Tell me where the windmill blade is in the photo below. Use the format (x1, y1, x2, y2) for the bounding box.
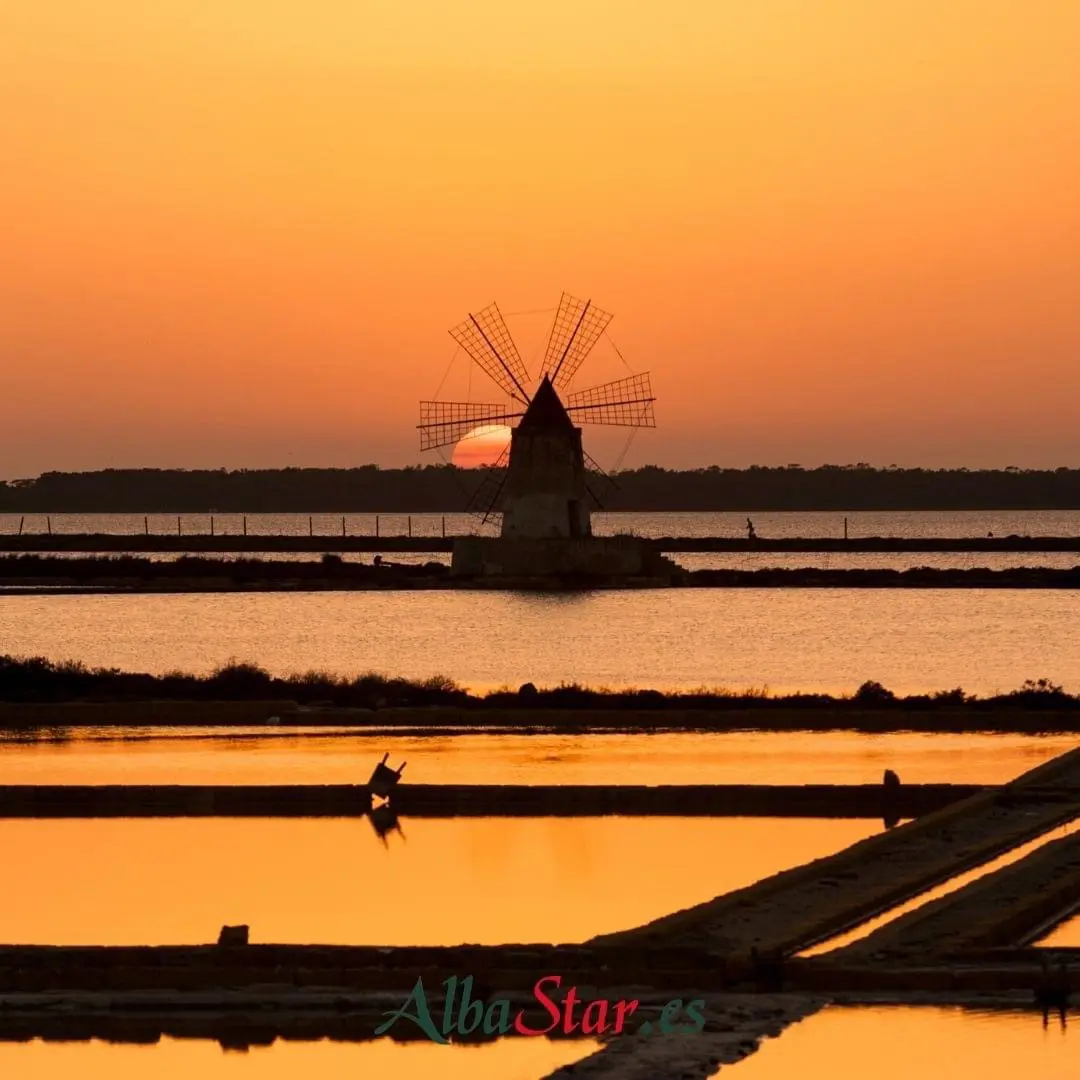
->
(449, 303, 532, 403)
(464, 446, 510, 524)
(583, 450, 620, 510)
(542, 293, 614, 391)
(418, 401, 523, 451)
(565, 372, 656, 427)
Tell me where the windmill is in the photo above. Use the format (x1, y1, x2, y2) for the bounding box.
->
(418, 293, 656, 540)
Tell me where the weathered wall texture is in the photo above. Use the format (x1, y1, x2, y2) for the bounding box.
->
(501, 429, 591, 539)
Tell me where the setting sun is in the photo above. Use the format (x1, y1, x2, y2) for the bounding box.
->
(451, 425, 512, 468)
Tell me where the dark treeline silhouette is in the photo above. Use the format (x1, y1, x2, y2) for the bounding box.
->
(3, 464, 1080, 512)
(1, 657, 1077, 718)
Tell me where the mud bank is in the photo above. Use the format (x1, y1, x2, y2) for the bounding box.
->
(0, 781, 979, 819)
(591, 747, 1080, 956)
(839, 830, 1080, 958)
(7, 553, 1080, 592)
(3, 701, 1080, 735)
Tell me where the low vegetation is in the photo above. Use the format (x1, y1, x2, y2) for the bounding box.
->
(0, 656, 1076, 714)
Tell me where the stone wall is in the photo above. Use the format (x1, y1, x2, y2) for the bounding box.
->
(451, 536, 668, 577)
(501, 429, 591, 539)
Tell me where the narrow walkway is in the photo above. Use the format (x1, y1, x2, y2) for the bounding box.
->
(592, 747, 1080, 956)
(834, 827, 1080, 959)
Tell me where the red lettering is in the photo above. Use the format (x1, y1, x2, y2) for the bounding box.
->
(581, 998, 610, 1035)
(562, 985, 582, 1034)
(514, 975, 563, 1036)
(612, 998, 639, 1034)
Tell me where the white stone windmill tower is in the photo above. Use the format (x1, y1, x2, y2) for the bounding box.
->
(419, 294, 665, 579)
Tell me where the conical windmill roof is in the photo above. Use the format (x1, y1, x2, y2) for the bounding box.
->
(518, 376, 575, 432)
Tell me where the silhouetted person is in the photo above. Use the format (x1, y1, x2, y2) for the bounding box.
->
(746, 518, 757, 540)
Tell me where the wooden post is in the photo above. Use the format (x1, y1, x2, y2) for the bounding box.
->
(18, 516, 24, 536)
(442, 515, 446, 538)
(144, 516, 149, 535)
(309, 515, 313, 537)
(342, 516, 346, 537)
(210, 515, 215, 537)
(178, 515, 182, 536)
(844, 517, 849, 541)
(408, 515, 412, 538)
(375, 515, 380, 538)
(47, 516, 52, 535)
(243, 515, 247, 537)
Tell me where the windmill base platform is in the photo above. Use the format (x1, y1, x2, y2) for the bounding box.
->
(450, 536, 681, 584)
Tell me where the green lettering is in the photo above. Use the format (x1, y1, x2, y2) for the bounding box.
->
(374, 977, 448, 1044)
(483, 999, 512, 1034)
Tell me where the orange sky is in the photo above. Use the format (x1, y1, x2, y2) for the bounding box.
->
(2, 2, 1079, 475)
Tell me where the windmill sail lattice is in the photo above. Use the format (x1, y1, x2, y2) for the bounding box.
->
(566, 373, 656, 428)
(541, 293, 614, 391)
(448, 303, 532, 403)
(417, 401, 523, 452)
(465, 446, 511, 524)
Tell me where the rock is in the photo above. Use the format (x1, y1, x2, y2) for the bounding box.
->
(217, 925, 249, 947)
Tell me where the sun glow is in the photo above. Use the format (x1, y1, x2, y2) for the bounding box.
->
(452, 425, 512, 468)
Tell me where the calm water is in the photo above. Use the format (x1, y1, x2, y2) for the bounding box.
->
(723, 1006, 1077, 1079)
(0, 816, 877, 945)
(2, 589, 1079, 695)
(4, 510, 1080, 539)
(3, 1007, 1073, 1080)
(1037, 910, 1080, 946)
(0, 729, 1073, 787)
(0, 1037, 598, 1080)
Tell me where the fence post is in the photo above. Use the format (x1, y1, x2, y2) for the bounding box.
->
(47, 516, 52, 535)
(408, 515, 412, 538)
(309, 515, 313, 537)
(243, 515, 247, 537)
(210, 515, 215, 537)
(177, 515, 182, 537)
(442, 515, 446, 538)
(843, 517, 848, 541)
(342, 516, 346, 537)
(376, 515, 380, 538)
(18, 516, 24, 536)
(144, 516, 149, 536)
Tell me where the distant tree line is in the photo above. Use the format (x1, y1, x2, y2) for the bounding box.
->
(2, 465, 1080, 512)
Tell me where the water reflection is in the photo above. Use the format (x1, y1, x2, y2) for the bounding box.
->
(722, 1006, 1077, 1079)
(369, 800, 404, 845)
(4, 589, 1080, 696)
(0, 816, 877, 945)
(1, 729, 1073, 787)
(1037, 910, 1080, 946)
(0, 1035, 598, 1080)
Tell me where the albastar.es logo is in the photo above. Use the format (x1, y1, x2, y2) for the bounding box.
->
(374, 974, 706, 1043)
